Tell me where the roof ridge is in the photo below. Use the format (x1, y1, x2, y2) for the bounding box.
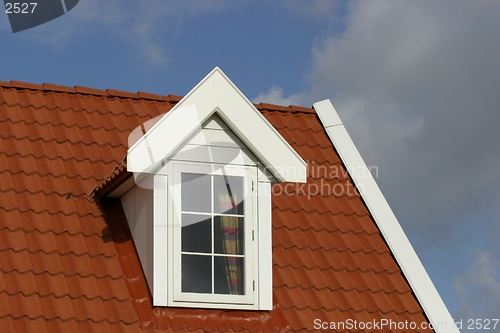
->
(255, 102, 315, 114)
(0, 80, 318, 113)
(0, 99, 161, 121)
(1, 80, 181, 102)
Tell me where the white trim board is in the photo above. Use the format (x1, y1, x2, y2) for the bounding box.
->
(127, 67, 306, 183)
(314, 99, 459, 333)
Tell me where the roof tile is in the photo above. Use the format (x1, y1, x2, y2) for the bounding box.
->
(42, 83, 76, 93)
(74, 85, 108, 96)
(137, 91, 169, 100)
(9, 80, 43, 90)
(258, 102, 291, 112)
(289, 105, 315, 113)
(0, 270, 129, 302)
(0, 227, 116, 258)
(0, 248, 123, 279)
(106, 88, 140, 99)
(168, 94, 183, 102)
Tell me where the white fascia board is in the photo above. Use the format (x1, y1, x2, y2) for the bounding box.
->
(128, 67, 306, 183)
(314, 99, 459, 333)
(107, 176, 136, 198)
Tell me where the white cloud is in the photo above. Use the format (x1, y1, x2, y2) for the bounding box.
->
(454, 251, 500, 324)
(22, 0, 233, 64)
(309, 0, 500, 236)
(253, 86, 310, 107)
(279, 0, 340, 18)
(307, 0, 500, 315)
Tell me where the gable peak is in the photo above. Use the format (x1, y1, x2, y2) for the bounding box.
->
(127, 67, 306, 183)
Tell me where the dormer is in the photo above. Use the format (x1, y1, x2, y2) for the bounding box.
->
(114, 68, 306, 310)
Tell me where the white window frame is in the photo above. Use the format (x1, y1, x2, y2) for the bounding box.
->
(166, 161, 259, 309)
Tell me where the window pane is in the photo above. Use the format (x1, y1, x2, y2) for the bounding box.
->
(182, 254, 211, 293)
(214, 256, 244, 295)
(182, 173, 211, 213)
(182, 214, 211, 253)
(214, 175, 243, 215)
(214, 256, 229, 294)
(214, 216, 244, 255)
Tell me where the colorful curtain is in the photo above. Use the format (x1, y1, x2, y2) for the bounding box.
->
(218, 192, 244, 295)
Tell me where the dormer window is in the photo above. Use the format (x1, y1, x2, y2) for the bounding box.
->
(122, 67, 307, 311)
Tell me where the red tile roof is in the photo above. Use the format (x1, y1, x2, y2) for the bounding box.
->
(0, 80, 433, 332)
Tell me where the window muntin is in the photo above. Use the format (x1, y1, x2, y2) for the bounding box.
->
(171, 162, 256, 305)
(180, 173, 245, 295)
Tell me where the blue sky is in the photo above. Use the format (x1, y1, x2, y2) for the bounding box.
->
(1, 1, 499, 329)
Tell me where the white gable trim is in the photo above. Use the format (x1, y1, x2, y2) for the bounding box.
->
(314, 99, 459, 333)
(128, 67, 306, 183)
(257, 181, 272, 309)
(127, 104, 204, 174)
